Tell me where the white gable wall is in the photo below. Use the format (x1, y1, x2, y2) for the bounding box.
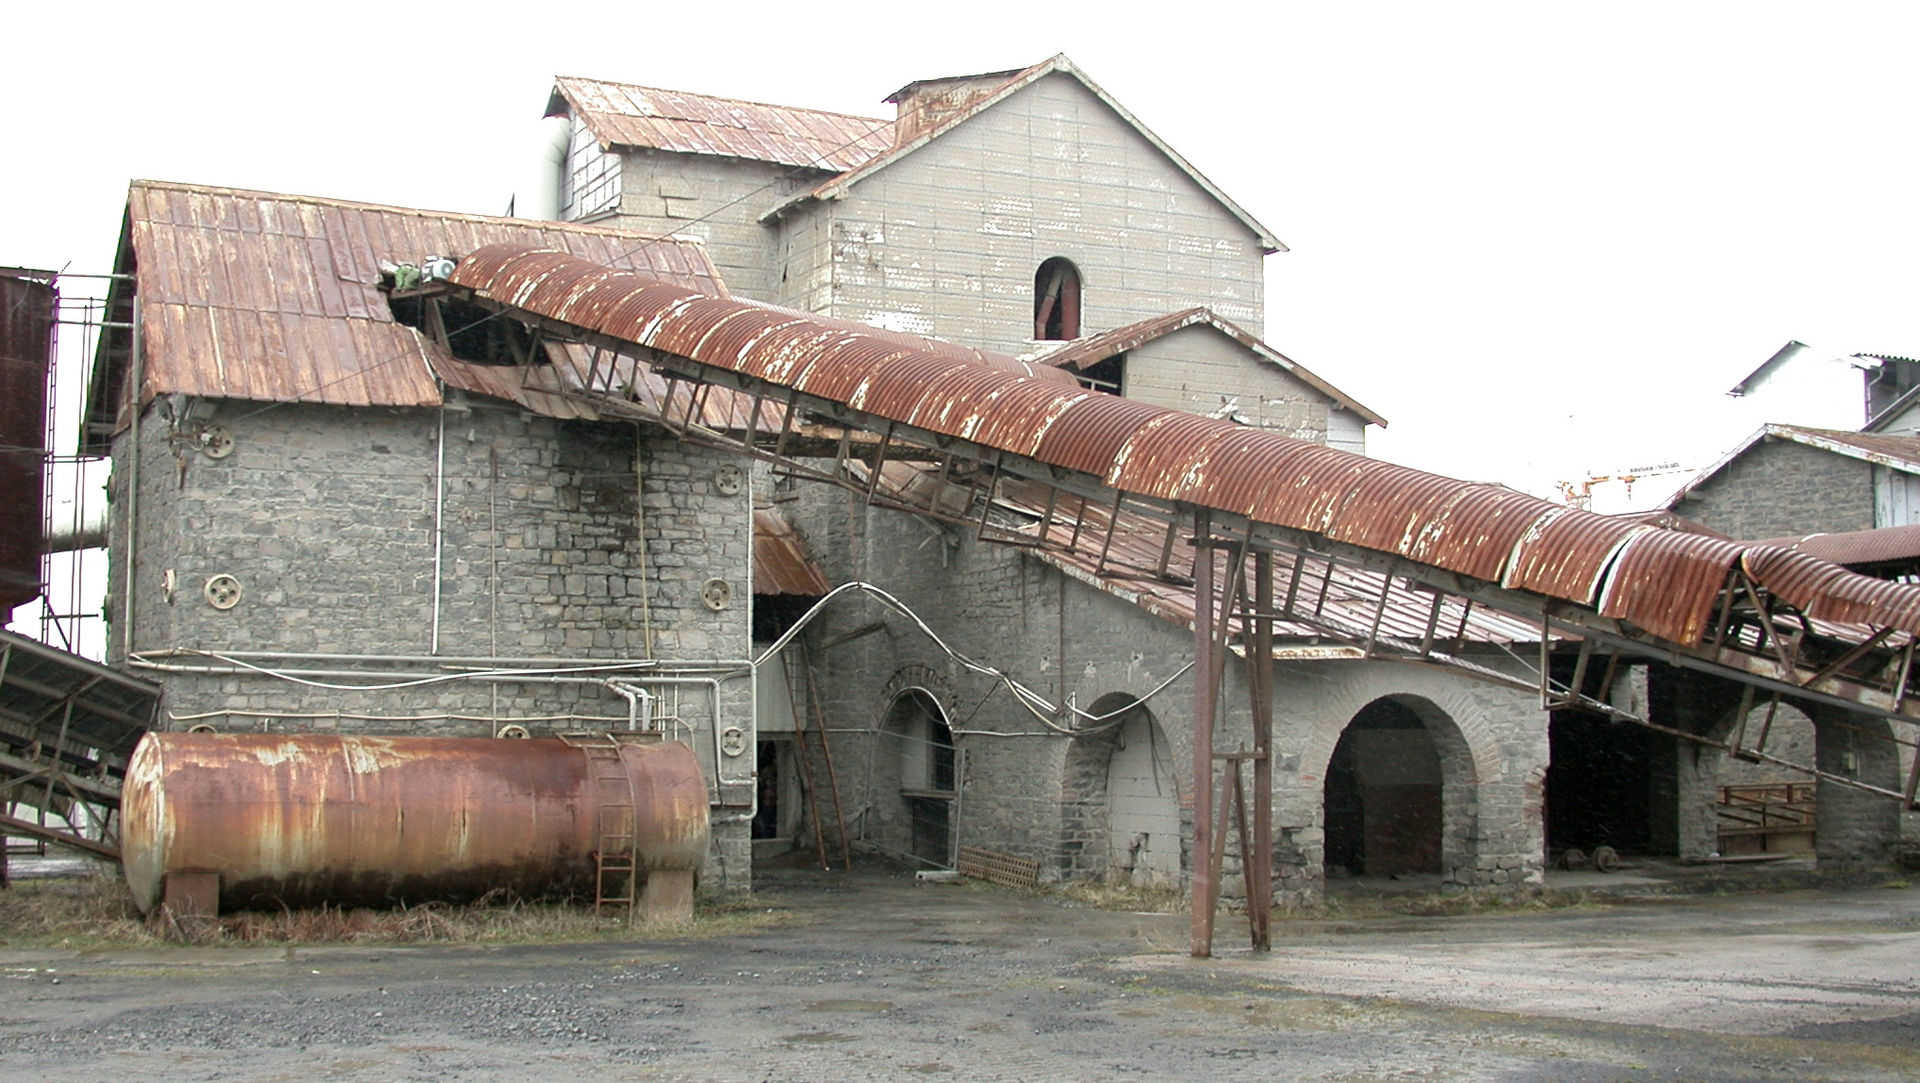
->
(1124, 325, 1335, 444)
(776, 72, 1267, 354)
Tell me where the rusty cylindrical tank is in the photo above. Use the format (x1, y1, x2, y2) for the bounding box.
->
(120, 733, 709, 915)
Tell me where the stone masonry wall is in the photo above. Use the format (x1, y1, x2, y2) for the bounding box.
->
(784, 480, 1549, 904)
(1670, 438, 1873, 540)
(109, 396, 756, 892)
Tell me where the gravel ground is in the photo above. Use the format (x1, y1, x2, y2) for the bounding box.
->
(1, 866, 1917, 1081)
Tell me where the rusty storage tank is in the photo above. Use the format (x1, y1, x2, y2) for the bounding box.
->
(120, 733, 709, 916)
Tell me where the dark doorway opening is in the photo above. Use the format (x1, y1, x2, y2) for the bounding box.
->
(1323, 698, 1443, 877)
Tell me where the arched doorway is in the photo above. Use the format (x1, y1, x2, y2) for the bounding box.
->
(881, 689, 957, 867)
(1324, 698, 1445, 878)
(1100, 696, 1181, 886)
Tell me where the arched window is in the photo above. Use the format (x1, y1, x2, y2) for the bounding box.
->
(1033, 257, 1081, 340)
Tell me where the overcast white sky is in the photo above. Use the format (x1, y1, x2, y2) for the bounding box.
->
(9, 1, 1917, 508)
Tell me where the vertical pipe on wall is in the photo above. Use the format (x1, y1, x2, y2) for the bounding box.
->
(119, 294, 143, 664)
(1189, 507, 1216, 958)
(430, 396, 447, 655)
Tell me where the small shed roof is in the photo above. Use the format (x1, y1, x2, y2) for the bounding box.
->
(1032, 307, 1387, 429)
(551, 76, 895, 172)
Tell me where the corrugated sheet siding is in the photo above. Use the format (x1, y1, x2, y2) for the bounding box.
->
(778, 72, 1266, 354)
(1124, 325, 1329, 441)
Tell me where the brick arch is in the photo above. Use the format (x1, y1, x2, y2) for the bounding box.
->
(1293, 669, 1514, 888)
(1058, 693, 1186, 883)
(1296, 673, 1503, 792)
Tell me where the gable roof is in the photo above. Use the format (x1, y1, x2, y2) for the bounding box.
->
(551, 76, 895, 173)
(759, 55, 1285, 252)
(1033, 307, 1387, 428)
(1664, 424, 1920, 511)
(84, 180, 726, 443)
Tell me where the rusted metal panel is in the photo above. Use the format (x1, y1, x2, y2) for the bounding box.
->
(0, 272, 53, 611)
(1503, 509, 1649, 605)
(1402, 486, 1559, 585)
(964, 381, 1093, 457)
(1239, 442, 1377, 533)
(903, 365, 1037, 437)
(1032, 394, 1173, 477)
(852, 355, 984, 417)
(1323, 466, 1476, 556)
(1752, 523, 1920, 569)
(753, 509, 832, 596)
(1597, 530, 1746, 645)
(94, 183, 725, 431)
(120, 733, 709, 915)
(1108, 412, 1248, 502)
(1743, 547, 1920, 632)
(555, 77, 894, 172)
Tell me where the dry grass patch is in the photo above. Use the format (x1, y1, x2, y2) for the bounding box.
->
(2, 874, 790, 948)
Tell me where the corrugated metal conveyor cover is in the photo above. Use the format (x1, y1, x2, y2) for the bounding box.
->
(1107, 412, 1230, 499)
(1403, 487, 1558, 585)
(795, 340, 922, 402)
(855, 355, 986, 415)
(1244, 443, 1376, 536)
(1323, 463, 1469, 554)
(1503, 509, 1649, 606)
(1121, 418, 1256, 506)
(967, 381, 1093, 458)
(698, 308, 814, 372)
(1597, 530, 1746, 645)
(1031, 395, 1171, 478)
(647, 297, 773, 362)
(1164, 426, 1283, 508)
(905, 365, 1036, 437)
(1743, 547, 1920, 633)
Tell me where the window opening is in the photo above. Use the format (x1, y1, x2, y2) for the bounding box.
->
(1079, 353, 1126, 394)
(1033, 257, 1081, 340)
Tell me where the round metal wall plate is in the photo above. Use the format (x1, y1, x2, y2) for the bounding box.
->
(203, 574, 243, 610)
(699, 578, 732, 611)
(200, 425, 235, 459)
(720, 726, 747, 757)
(712, 464, 745, 495)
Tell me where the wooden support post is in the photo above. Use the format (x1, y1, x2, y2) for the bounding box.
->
(1190, 508, 1217, 959)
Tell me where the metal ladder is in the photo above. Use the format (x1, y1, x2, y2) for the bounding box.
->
(563, 733, 638, 916)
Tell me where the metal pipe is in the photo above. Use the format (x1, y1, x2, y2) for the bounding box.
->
(119, 293, 142, 663)
(132, 647, 755, 669)
(606, 681, 656, 732)
(430, 396, 447, 654)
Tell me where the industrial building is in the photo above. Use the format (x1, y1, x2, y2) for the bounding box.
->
(5, 58, 1918, 939)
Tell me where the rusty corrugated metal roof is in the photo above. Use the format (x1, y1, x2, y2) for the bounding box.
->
(1751, 523, 1920, 569)
(92, 180, 725, 434)
(753, 509, 831, 596)
(1031, 307, 1387, 428)
(553, 77, 895, 172)
(449, 245, 1920, 649)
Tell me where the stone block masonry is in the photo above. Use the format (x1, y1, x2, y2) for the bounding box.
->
(109, 397, 757, 893)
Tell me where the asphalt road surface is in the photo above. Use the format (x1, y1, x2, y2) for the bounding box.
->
(2, 868, 1916, 1081)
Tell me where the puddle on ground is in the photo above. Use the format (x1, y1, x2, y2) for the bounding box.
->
(805, 999, 893, 1012)
(781, 1031, 860, 1044)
